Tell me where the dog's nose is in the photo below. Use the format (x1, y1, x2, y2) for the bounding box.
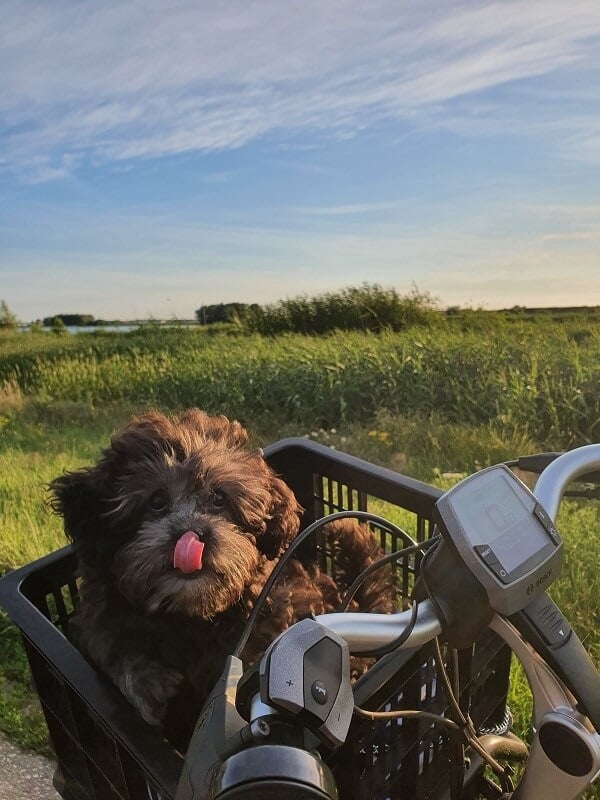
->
(176, 526, 206, 545)
(186, 527, 204, 540)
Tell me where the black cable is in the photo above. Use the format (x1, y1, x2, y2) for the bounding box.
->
(232, 510, 415, 658)
(421, 553, 514, 795)
(417, 541, 468, 800)
(338, 536, 440, 612)
(353, 704, 462, 732)
(339, 534, 440, 657)
(352, 598, 420, 657)
(416, 538, 446, 625)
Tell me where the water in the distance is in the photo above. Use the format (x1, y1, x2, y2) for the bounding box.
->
(17, 324, 140, 334)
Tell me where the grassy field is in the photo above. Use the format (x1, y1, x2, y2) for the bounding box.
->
(0, 319, 598, 795)
(2, 314, 598, 440)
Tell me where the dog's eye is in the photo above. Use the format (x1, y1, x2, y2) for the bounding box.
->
(149, 491, 168, 512)
(211, 491, 225, 509)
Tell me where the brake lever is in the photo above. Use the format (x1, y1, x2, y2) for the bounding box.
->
(490, 615, 600, 800)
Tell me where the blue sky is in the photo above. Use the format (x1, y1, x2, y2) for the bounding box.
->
(1, 1, 600, 321)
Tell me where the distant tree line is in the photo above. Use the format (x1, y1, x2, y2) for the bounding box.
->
(195, 303, 259, 325)
(42, 314, 96, 326)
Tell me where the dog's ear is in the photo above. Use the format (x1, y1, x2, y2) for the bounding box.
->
(49, 465, 114, 559)
(257, 475, 302, 560)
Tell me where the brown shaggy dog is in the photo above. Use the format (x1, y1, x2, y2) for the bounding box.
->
(50, 410, 391, 745)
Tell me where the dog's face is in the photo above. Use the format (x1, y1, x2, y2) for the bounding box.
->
(50, 410, 301, 618)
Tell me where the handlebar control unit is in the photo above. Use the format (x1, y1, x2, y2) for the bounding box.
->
(259, 617, 355, 748)
(434, 464, 563, 616)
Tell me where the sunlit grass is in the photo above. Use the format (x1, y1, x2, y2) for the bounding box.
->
(1, 320, 598, 445)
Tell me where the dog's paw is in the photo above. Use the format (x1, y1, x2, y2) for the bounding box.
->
(117, 657, 184, 726)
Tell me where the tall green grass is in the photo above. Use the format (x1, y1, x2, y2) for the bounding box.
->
(243, 284, 438, 334)
(1, 320, 598, 445)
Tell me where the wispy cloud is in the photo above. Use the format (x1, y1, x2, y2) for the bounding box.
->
(541, 231, 600, 242)
(293, 202, 399, 216)
(2, 0, 600, 180)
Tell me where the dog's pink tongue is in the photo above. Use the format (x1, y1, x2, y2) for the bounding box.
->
(174, 531, 205, 573)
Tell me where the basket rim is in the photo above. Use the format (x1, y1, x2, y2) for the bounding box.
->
(263, 437, 442, 516)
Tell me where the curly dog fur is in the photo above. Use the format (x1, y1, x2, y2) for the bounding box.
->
(50, 409, 391, 746)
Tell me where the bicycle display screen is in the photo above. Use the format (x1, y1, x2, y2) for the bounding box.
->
(455, 471, 551, 575)
(434, 465, 563, 615)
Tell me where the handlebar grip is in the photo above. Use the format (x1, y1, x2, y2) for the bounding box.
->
(511, 593, 600, 732)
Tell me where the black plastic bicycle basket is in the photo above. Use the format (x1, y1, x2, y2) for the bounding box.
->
(0, 439, 511, 800)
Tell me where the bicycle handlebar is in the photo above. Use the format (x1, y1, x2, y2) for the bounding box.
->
(315, 599, 441, 651)
(533, 443, 600, 520)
